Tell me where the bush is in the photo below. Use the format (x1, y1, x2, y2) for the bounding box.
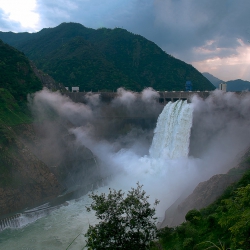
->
(183, 237, 194, 249)
(85, 183, 159, 250)
(185, 209, 201, 224)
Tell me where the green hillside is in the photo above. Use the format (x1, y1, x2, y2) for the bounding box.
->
(0, 40, 42, 187)
(0, 39, 42, 103)
(0, 23, 215, 92)
(153, 159, 250, 250)
(0, 88, 32, 126)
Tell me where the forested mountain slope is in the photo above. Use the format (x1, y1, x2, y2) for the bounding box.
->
(0, 40, 62, 215)
(0, 23, 215, 92)
(0, 40, 42, 102)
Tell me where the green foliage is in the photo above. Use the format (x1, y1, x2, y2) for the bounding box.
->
(183, 237, 194, 249)
(0, 88, 32, 126)
(156, 169, 250, 250)
(218, 184, 250, 248)
(185, 209, 201, 224)
(0, 40, 43, 188)
(0, 40, 42, 103)
(195, 240, 229, 250)
(85, 183, 159, 250)
(0, 88, 34, 187)
(0, 23, 215, 92)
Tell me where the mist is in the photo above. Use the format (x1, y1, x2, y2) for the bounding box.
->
(28, 88, 250, 218)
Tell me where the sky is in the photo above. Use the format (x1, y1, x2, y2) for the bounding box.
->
(0, 0, 250, 81)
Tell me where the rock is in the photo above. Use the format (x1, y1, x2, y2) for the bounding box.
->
(160, 163, 249, 228)
(0, 126, 63, 216)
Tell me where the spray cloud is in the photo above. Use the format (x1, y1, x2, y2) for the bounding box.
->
(28, 88, 250, 218)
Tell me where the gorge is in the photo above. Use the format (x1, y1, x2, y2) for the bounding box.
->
(1, 89, 250, 249)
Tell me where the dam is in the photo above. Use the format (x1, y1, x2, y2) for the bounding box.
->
(64, 90, 250, 105)
(64, 91, 211, 104)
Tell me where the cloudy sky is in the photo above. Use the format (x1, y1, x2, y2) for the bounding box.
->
(0, 0, 250, 81)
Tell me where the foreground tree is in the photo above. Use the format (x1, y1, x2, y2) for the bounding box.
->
(85, 183, 159, 250)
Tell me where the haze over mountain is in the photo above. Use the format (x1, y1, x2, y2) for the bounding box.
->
(203, 72, 250, 92)
(226, 79, 250, 92)
(202, 72, 222, 88)
(0, 22, 215, 92)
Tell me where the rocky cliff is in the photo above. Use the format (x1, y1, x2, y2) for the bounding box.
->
(0, 125, 63, 215)
(160, 151, 250, 228)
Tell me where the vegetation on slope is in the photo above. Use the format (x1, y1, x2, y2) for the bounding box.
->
(0, 23, 215, 92)
(0, 88, 32, 187)
(154, 159, 250, 250)
(0, 40, 42, 103)
(0, 40, 42, 188)
(0, 88, 32, 125)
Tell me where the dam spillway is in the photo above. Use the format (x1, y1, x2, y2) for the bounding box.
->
(64, 91, 250, 105)
(64, 91, 211, 104)
(150, 100, 193, 159)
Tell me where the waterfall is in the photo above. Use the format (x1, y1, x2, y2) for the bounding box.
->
(149, 100, 193, 159)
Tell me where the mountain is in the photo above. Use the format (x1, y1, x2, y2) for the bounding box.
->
(203, 72, 250, 91)
(226, 79, 250, 91)
(202, 72, 222, 88)
(0, 40, 63, 215)
(157, 151, 250, 249)
(0, 39, 42, 103)
(0, 22, 215, 92)
(0, 39, 105, 216)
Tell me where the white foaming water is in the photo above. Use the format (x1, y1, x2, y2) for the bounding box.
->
(0, 100, 196, 249)
(0, 190, 100, 250)
(150, 100, 193, 159)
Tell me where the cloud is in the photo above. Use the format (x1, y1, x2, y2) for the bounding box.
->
(192, 40, 250, 81)
(36, 0, 150, 30)
(0, 8, 22, 32)
(0, 0, 40, 31)
(152, 0, 250, 61)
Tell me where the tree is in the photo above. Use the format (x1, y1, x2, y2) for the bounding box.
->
(85, 183, 159, 250)
(185, 209, 201, 224)
(218, 184, 250, 249)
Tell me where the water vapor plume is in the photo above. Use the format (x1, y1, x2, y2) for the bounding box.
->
(190, 90, 250, 175)
(28, 87, 162, 191)
(27, 88, 250, 220)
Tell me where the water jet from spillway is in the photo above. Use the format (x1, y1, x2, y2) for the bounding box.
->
(150, 100, 193, 159)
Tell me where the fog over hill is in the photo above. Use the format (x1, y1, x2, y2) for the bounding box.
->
(226, 79, 250, 91)
(202, 72, 222, 88)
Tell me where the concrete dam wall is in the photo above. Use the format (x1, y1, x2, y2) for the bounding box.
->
(64, 91, 211, 104)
